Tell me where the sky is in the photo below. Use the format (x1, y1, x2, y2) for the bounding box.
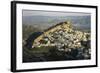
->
(22, 10, 91, 16)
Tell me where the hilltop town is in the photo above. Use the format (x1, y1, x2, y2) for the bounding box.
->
(32, 21, 90, 55)
(23, 21, 91, 62)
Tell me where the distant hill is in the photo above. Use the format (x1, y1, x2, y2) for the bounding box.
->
(23, 16, 91, 30)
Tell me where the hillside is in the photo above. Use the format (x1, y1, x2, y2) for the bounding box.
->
(23, 21, 91, 63)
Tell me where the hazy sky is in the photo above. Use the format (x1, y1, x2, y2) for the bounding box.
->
(22, 10, 91, 16)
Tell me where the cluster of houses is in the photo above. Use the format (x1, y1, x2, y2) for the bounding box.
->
(31, 21, 90, 58)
